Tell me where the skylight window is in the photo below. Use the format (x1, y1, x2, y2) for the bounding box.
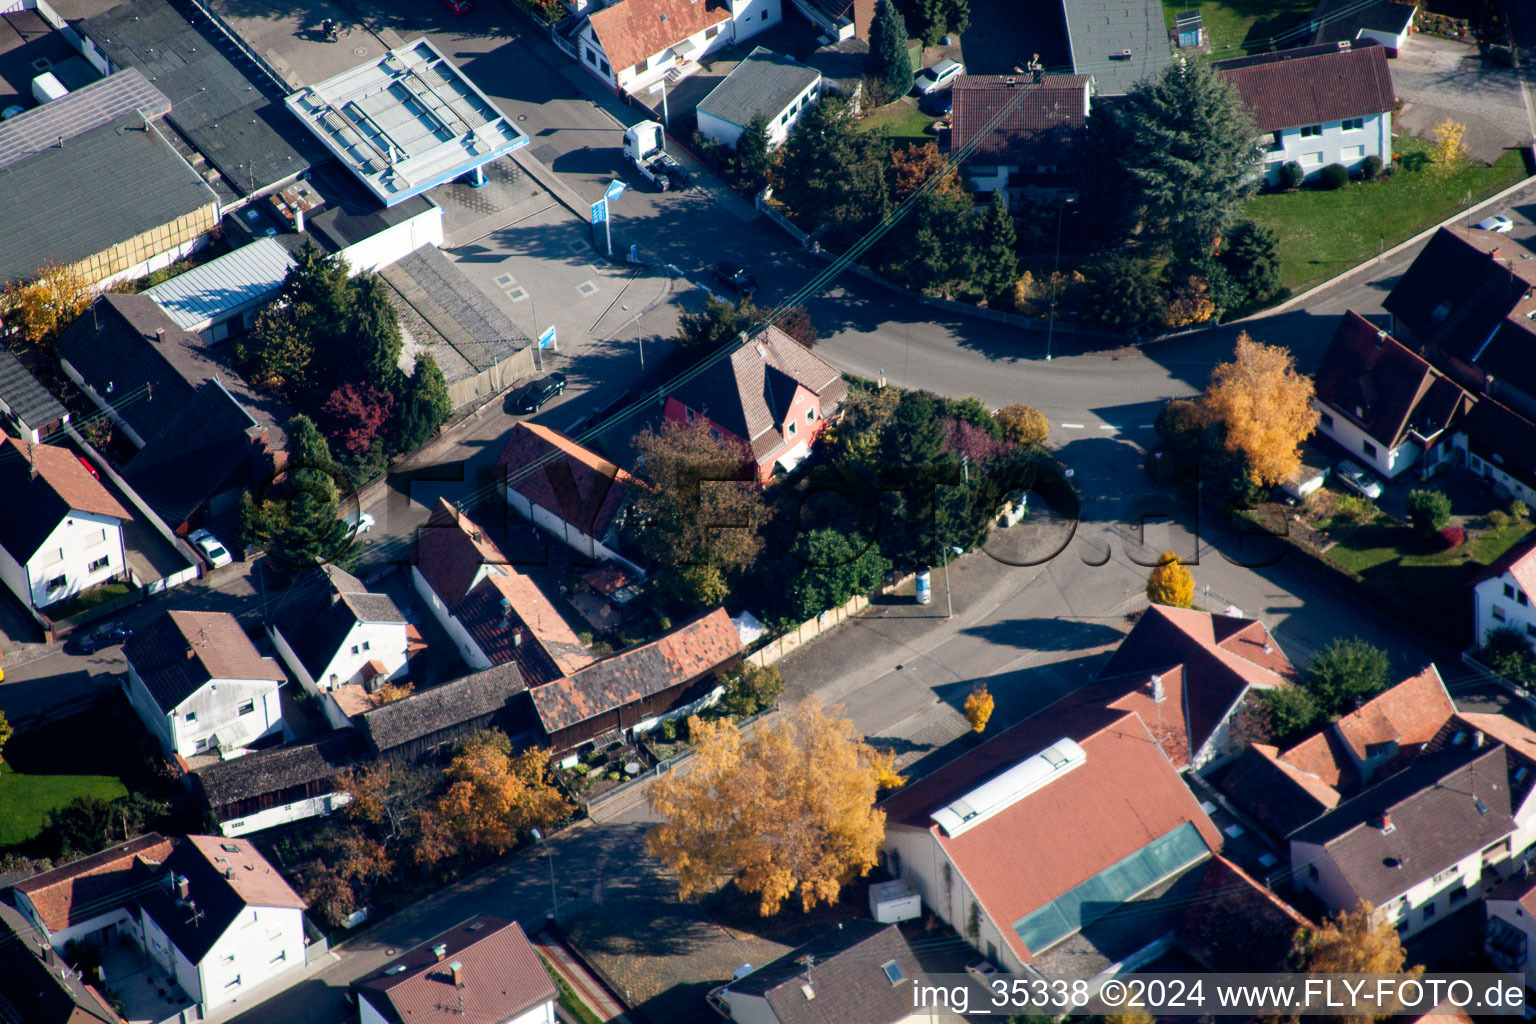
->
(882, 961, 906, 985)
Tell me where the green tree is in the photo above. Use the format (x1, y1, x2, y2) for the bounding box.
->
(238, 302, 315, 396)
(1260, 686, 1322, 745)
(996, 404, 1049, 446)
(1406, 489, 1452, 536)
(772, 94, 891, 234)
(868, 0, 914, 97)
(1082, 256, 1165, 335)
(1116, 59, 1261, 256)
(392, 354, 452, 455)
(975, 191, 1020, 305)
(46, 793, 171, 858)
(0, 710, 10, 761)
(941, 0, 969, 36)
(348, 275, 404, 391)
(1306, 637, 1390, 720)
(679, 295, 755, 351)
(718, 663, 786, 717)
(733, 114, 773, 193)
(879, 190, 977, 297)
(1218, 220, 1282, 313)
(1482, 626, 1536, 684)
(268, 415, 349, 570)
(787, 528, 892, 621)
(902, 0, 948, 45)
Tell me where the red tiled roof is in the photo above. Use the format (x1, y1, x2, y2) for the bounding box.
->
(1333, 664, 1455, 765)
(1215, 41, 1395, 134)
(1179, 856, 1309, 972)
(184, 835, 305, 910)
(1474, 530, 1536, 598)
(1278, 729, 1355, 788)
(496, 422, 632, 540)
(460, 572, 595, 685)
(588, 0, 731, 76)
(950, 75, 1090, 167)
(355, 916, 555, 1024)
(123, 609, 285, 714)
(415, 499, 506, 608)
(530, 608, 740, 735)
(1219, 743, 1341, 837)
(6, 437, 131, 521)
(14, 833, 174, 933)
(881, 703, 1221, 965)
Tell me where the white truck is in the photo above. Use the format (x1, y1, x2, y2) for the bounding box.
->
(623, 120, 689, 192)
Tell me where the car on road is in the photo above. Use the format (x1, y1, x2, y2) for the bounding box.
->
(1333, 460, 1383, 500)
(76, 623, 132, 654)
(965, 957, 1000, 984)
(1473, 214, 1514, 234)
(188, 528, 234, 569)
(343, 511, 375, 537)
(711, 261, 758, 296)
(506, 372, 568, 414)
(915, 59, 964, 95)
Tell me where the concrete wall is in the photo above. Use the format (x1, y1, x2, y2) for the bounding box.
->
(124, 663, 178, 756)
(198, 905, 306, 1012)
(1314, 401, 1421, 479)
(168, 679, 283, 759)
(1457, 434, 1536, 507)
(504, 484, 642, 575)
(884, 825, 1021, 972)
(312, 620, 409, 691)
(337, 205, 444, 275)
(412, 564, 492, 670)
(444, 345, 536, 412)
(1259, 111, 1391, 185)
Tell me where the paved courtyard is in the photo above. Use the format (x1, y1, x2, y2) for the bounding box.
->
(1392, 36, 1535, 161)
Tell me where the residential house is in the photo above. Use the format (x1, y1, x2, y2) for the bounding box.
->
(1215, 41, 1395, 185)
(879, 702, 1221, 973)
(144, 237, 297, 344)
(951, 74, 1091, 205)
(786, 0, 869, 42)
(123, 609, 287, 761)
(1473, 533, 1536, 649)
(268, 563, 418, 725)
(0, 348, 69, 443)
(710, 919, 961, 1023)
(580, 0, 781, 97)
(1290, 712, 1536, 938)
(1313, 311, 1474, 479)
(1062, 0, 1173, 96)
(530, 607, 742, 755)
(1486, 872, 1536, 995)
(358, 662, 529, 762)
(413, 499, 595, 684)
(1456, 397, 1536, 507)
(192, 732, 366, 838)
(1311, 0, 1417, 55)
(1051, 603, 1296, 772)
(12, 833, 176, 950)
(0, 438, 130, 613)
(1220, 665, 1456, 838)
(0, 903, 120, 1024)
(55, 293, 288, 531)
(496, 423, 638, 574)
(664, 326, 847, 483)
(696, 48, 821, 150)
(1178, 856, 1311, 972)
(353, 915, 556, 1024)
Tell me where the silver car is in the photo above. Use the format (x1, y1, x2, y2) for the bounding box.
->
(1334, 460, 1383, 500)
(915, 59, 964, 95)
(1473, 214, 1514, 234)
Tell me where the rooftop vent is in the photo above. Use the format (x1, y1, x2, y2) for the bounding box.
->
(385, 964, 409, 976)
(800, 984, 815, 1001)
(466, 921, 485, 932)
(930, 738, 1087, 838)
(1477, 798, 1490, 815)
(1474, 731, 1485, 748)
(1150, 674, 1165, 703)
(432, 943, 448, 961)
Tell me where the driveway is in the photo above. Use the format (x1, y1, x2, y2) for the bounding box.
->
(1392, 35, 1535, 161)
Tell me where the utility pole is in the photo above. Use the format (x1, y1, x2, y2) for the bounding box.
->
(531, 828, 559, 927)
(941, 544, 952, 620)
(1046, 198, 1074, 361)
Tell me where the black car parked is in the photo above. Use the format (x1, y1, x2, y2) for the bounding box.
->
(76, 623, 132, 654)
(711, 261, 758, 297)
(506, 372, 568, 414)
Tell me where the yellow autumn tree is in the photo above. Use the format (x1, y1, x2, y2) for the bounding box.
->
(963, 684, 994, 733)
(1293, 901, 1423, 1024)
(1146, 550, 1195, 608)
(1, 260, 93, 346)
(996, 404, 1050, 446)
(1201, 332, 1321, 485)
(416, 732, 572, 864)
(646, 698, 902, 915)
(1163, 275, 1216, 327)
(1429, 118, 1467, 177)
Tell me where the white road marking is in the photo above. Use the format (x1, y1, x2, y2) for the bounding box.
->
(1099, 424, 1117, 431)
(1061, 422, 1086, 429)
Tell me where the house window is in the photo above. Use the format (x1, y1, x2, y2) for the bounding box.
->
(186, 711, 198, 722)
(238, 700, 255, 716)
(1341, 144, 1365, 161)
(787, 420, 797, 436)
(1300, 151, 1323, 167)
(599, 59, 610, 76)
(1320, 411, 1334, 429)
(1527, 623, 1536, 637)
(1300, 124, 1323, 138)
(195, 738, 208, 752)
(709, 427, 721, 441)
(1268, 132, 1283, 151)
(780, 113, 788, 125)
(362, 641, 371, 651)
(807, 408, 816, 422)
(89, 528, 107, 547)
(1494, 605, 1508, 622)
(685, 407, 695, 423)
(1423, 903, 1436, 921)
(270, 949, 287, 963)
(1342, 117, 1364, 131)
(634, 57, 648, 74)
(1432, 300, 1452, 322)
(1450, 885, 1468, 903)
(225, 975, 241, 989)
(1432, 866, 1459, 884)
(1307, 864, 1319, 880)
(1508, 583, 1519, 600)
(705, 24, 720, 38)
(584, 47, 599, 68)
(46, 574, 67, 592)
(761, 8, 767, 16)
(88, 556, 110, 573)
(1362, 440, 1378, 459)
(351, 645, 360, 655)
(1519, 591, 1530, 607)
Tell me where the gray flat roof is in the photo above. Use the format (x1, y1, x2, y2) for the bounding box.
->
(78, 0, 314, 197)
(0, 69, 169, 170)
(1062, 0, 1172, 95)
(384, 247, 527, 373)
(0, 114, 218, 283)
(697, 47, 821, 130)
(285, 38, 529, 207)
(144, 237, 295, 330)
(0, 348, 67, 432)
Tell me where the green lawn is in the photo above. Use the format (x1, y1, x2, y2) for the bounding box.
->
(1160, 0, 1314, 60)
(0, 760, 127, 846)
(1327, 516, 1536, 614)
(860, 100, 940, 146)
(1244, 136, 1528, 293)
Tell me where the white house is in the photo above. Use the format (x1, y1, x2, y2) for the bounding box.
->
(695, 47, 820, 149)
(268, 564, 415, 704)
(1487, 874, 1536, 995)
(1310, 0, 1417, 55)
(123, 609, 287, 760)
(1312, 311, 1473, 480)
(495, 422, 640, 574)
(951, 75, 1091, 205)
(1473, 535, 1536, 650)
(879, 705, 1220, 972)
(354, 916, 556, 1024)
(1216, 40, 1396, 185)
(0, 437, 130, 612)
(13, 833, 177, 953)
(1290, 713, 1536, 939)
(580, 0, 781, 96)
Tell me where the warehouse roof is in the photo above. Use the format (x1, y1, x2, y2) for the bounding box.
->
(0, 113, 217, 283)
(285, 38, 528, 206)
(0, 68, 169, 171)
(144, 237, 296, 332)
(697, 48, 820, 130)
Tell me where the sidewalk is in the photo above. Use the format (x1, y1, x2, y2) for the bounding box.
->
(532, 930, 637, 1023)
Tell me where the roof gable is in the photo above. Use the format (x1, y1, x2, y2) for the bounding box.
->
(697, 48, 821, 128)
(123, 609, 284, 714)
(1383, 227, 1536, 352)
(587, 0, 732, 75)
(14, 833, 175, 934)
(1215, 41, 1395, 133)
(139, 835, 303, 964)
(459, 573, 596, 684)
(1474, 530, 1536, 598)
(360, 662, 527, 753)
(951, 75, 1089, 167)
(495, 422, 632, 538)
(1178, 855, 1309, 972)
(0, 437, 131, 564)
(355, 916, 555, 1024)
(727, 920, 924, 1024)
(0, 904, 121, 1024)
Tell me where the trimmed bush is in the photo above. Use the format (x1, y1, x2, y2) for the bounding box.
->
(1279, 161, 1305, 190)
(1318, 163, 1350, 190)
(1407, 488, 1453, 535)
(1361, 154, 1383, 180)
(1440, 524, 1465, 549)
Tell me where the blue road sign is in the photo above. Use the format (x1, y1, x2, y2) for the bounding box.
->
(538, 326, 556, 351)
(605, 179, 627, 202)
(590, 198, 607, 225)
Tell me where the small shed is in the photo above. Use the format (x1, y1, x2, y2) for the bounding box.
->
(0, 349, 68, 443)
(1174, 10, 1204, 48)
(144, 237, 296, 343)
(870, 878, 922, 923)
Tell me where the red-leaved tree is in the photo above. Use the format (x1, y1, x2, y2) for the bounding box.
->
(322, 381, 395, 454)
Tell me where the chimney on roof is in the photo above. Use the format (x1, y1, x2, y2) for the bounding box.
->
(450, 961, 464, 987)
(1474, 730, 1485, 748)
(1005, 76, 1016, 87)
(1492, 247, 1503, 261)
(512, 626, 523, 647)
(472, 529, 482, 542)
(175, 874, 190, 901)
(224, 866, 234, 879)
(1377, 812, 1393, 833)
(154, 328, 165, 343)
(432, 943, 448, 961)
(1376, 330, 1387, 346)
(1150, 673, 1165, 703)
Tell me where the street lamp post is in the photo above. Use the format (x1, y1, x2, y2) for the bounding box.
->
(1046, 198, 1074, 362)
(531, 828, 559, 928)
